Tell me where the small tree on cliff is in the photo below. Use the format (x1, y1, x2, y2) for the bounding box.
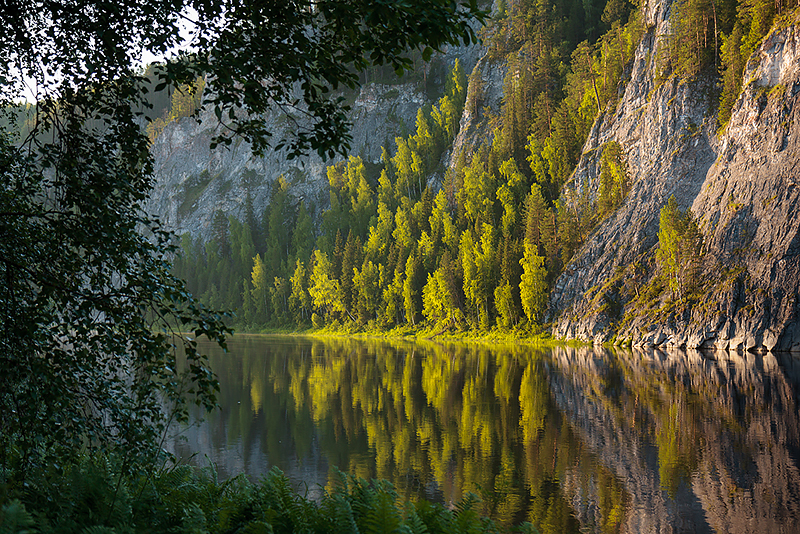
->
(656, 195, 703, 301)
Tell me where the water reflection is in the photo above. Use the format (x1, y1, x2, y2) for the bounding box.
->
(169, 336, 800, 533)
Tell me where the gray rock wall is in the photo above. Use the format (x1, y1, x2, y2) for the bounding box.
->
(146, 82, 430, 241)
(145, 42, 483, 242)
(551, 2, 800, 352)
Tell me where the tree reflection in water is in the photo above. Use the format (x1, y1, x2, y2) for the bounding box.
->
(170, 336, 800, 534)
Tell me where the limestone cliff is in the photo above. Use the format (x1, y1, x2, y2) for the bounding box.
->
(143, 0, 800, 352)
(145, 47, 483, 242)
(146, 81, 429, 240)
(551, 4, 800, 352)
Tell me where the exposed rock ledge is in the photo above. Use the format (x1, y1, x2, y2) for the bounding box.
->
(551, 6, 800, 352)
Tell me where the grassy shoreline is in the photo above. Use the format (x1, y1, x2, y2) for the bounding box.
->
(221, 321, 589, 348)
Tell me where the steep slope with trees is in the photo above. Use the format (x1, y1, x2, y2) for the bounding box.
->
(0, 0, 486, 486)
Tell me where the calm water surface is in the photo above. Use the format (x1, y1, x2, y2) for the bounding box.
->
(169, 335, 800, 533)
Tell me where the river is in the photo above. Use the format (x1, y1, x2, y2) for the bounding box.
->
(168, 335, 800, 533)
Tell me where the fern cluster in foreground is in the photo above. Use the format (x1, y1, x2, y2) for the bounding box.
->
(1, 455, 539, 534)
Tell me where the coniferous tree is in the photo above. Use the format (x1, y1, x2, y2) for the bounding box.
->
(309, 250, 340, 321)
(403, 252, 422, 325)
(656, 195, 703, 300)
(251, 253, 269, 324)
(519, 243, 549, 325)
(354, 260, 381, 324)
(597, 141, 628, 218)
(292, 201, 314, 265)
(289, 259, 311, 323)
(265, 176, 292, 276)
(339, 230, 363, 320)
(211, 209, 231, 260)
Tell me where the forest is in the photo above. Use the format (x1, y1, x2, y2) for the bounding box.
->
(172, 0, 793, 334)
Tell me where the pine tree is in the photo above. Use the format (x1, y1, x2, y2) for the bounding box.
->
(271, 277, 290, 323)
(339, 230, 363, 320)
(718, 22, 745, 127)
(429, 189, 458, 253)
(292, 201, 314, 265)
(524, 184, 548, 253)
(289, 259, 311, 323)
(519, 243, 549, 325)
(251, 253, 269, 324)
(364, 201, 394, 264)
(461, 223, 497, 329)
(383, 267, 405, 326)
(308, 250, 341, 321)
(350, 164, 376, 239)
(662, 0, 718, 79)
(354, 260, 381, 324)
(597, 141, 627, 218)
(265, 176, 292, 276)
(494, 280, 518, 328)
(403, 253, 422, 326)
(211, 209, 231, 259)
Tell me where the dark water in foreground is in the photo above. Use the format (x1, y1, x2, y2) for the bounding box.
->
(169, 335, 800, 533)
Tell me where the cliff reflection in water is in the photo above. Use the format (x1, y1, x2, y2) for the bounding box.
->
(170, 336, 800, 533)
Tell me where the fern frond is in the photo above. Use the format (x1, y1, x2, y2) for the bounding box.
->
(0, 500, 35, 534)
(402, 502, 429, 534)
(361, 491, 403, 534)
(318, 492, 359, 534)
(454, 492, 481, 518)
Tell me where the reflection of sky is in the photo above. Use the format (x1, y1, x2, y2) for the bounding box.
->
(169, 416, 329, 500)
(167, 336, 800, 533)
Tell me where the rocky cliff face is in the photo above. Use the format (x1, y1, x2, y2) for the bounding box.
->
(448, 53, 507, 167)
(144, 0, 800, 352)
(145, 46, 483, 242)
(551, 4, 800, 352)
(146, 81, 429, 240)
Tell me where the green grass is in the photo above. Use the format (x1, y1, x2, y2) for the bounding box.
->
(233, 319, 585, 349)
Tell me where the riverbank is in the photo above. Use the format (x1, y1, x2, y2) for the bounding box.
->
(226, 320, 588, 348)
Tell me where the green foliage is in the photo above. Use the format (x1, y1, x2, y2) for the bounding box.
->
(596, 141, 628, 218)
(658, 0, 798, 128)
(0, 117, 230, 479)
(494, 280, 519, 328)
(165, 0, 672, 339)
(2, 0, 488, 474)
(1, 460, 505, 534)
(146, 77, 206, 144)
(660, 0, 719, 80)
(656, 195, 704, 300)
(520, 244, 549, 325)
(0, 500, 34, 534)
(309, 250, 341, 319)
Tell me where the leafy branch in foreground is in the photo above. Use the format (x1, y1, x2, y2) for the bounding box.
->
(0, 115, 231, 478)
